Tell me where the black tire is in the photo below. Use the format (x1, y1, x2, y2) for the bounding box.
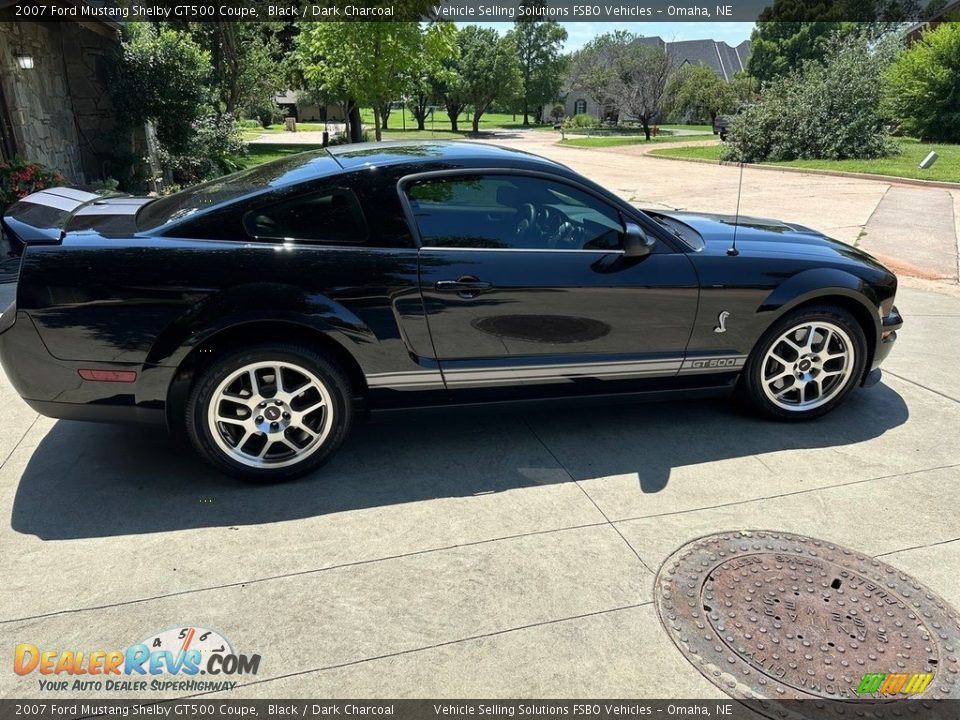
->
(740, 305, 868, 422)
(185, 344, 353, 482)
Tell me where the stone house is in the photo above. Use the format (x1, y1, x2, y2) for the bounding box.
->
(552, 36, 752, 121)
(0, 6, 121, 183)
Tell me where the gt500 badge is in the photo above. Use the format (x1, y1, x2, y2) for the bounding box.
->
(682, 356, 746, 371)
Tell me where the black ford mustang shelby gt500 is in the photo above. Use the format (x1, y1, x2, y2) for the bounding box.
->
(0, 142, 902, 481)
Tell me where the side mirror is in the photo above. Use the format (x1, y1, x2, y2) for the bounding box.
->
(623, 222, 656, 258)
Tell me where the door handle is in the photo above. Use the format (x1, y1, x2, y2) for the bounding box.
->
(434, 275, 493, 298)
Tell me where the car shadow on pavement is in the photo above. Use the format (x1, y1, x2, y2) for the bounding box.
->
(10, 383, 908, 540)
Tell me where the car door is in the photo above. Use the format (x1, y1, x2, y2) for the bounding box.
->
(402, 170, 701, 397)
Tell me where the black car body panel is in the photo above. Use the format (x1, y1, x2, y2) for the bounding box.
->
(0, 141, 901, 429)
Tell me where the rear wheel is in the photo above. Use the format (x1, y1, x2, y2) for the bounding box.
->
(741, 306, 867, 421)
(186, 344, 353, 481)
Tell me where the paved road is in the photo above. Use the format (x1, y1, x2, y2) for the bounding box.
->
(2, 133, 959, 700)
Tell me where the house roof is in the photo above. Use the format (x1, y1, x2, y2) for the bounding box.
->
(633, 36, 752, 81)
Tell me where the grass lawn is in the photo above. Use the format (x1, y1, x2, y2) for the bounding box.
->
(650, 138, 960, 184)
(240, 144, 319, 168)
(242, 110, 555, 141)
(560, 133, 713, 148)
(360, 108, 551, 132)
(659, 124, 713, 133)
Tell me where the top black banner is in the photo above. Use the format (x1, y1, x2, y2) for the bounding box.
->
(7, 0, 960, 23)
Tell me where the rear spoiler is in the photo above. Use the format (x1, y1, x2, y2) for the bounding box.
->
(1, 187, 100, 250)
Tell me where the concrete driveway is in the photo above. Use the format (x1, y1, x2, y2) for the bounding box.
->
(2, 134, 959, 700)
(1, 284, 958, 700)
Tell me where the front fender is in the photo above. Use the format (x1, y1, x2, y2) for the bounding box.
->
(757, 268, 882, 363)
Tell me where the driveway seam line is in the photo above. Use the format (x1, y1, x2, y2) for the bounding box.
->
(858, 185, 891, 248)
(524, 421, 656, 576)
(875, 535, 960, 558)
(0, 414, 38, 471)
(0, 521, 612, 625)
(179, 602, 653, 698)
(883, 369, 960, 404)
(609, 462, 960, 524)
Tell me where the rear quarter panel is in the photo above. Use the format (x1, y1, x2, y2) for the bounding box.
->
(17, 234, 430, 393)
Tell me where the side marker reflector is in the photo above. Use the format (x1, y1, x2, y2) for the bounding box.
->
(78, 369, 137, 383)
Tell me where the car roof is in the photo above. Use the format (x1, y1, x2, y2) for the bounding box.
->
(326, 140, 568, 173)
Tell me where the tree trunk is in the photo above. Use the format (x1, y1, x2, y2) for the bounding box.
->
(413, 97, 428, 130)
(374, 108, 382, 142)
(348, 102, 362, 143)
(523, 107, 530, 126)
(472, 113, 480, 134)
(380, 103, 391, 130)
(642, 118, 651, 141)
(447, 106, 459, 132)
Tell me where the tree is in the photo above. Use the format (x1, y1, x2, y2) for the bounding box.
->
(108, 24, 244, 186)
(614, 39, 671, 140)
(506, 20, 568, 125)
(746, 1, 915, 83)
(295, 22, 433, 141)
(431, 52, 468, 132)
(109, 24, 211, 151)
(184, 23, 286, 119)
(665, 64, 756, 126)
(405, 22, 458, 131)
(884, 22, 960, 143)
(457, 27, 522, 134)
(726, 31, 899, 163)
(568, 33, 622, 119)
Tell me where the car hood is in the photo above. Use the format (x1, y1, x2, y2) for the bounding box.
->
(654, 209, 886, 266)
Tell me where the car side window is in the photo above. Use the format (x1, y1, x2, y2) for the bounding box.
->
(405, 175, 624, 251)
(243, 188, 368, 244)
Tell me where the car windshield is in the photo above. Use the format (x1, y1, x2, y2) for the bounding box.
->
(136, 150, 337, 231)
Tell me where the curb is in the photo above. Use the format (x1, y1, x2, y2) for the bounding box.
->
(646, 151, 960, 190)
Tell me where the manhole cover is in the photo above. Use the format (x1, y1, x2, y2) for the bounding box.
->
(656, 531, 960, 709)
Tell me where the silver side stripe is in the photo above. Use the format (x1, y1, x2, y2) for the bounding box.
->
(444, 359, 682, 387)
(366, 371, 444, 389)
(366, 355, 747, 390)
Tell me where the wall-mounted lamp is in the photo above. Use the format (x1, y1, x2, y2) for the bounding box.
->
(14, 54, 34, 70)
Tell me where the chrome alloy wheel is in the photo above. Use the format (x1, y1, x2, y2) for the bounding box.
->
(760, 321, 854, 412)
(207, 361, 334, 468)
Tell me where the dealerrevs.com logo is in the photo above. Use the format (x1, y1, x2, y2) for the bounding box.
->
(14, 626, 261, 693)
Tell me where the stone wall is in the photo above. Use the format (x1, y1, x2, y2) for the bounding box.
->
(0, 15, 120, 183)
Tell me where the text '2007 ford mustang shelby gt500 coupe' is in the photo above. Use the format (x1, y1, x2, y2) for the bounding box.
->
(0, 142, 902, 481)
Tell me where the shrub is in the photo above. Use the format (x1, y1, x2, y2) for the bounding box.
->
(109, 24, 211, 152)
(243, 96, 286, 129)
(724, 32, 899, 163)
(550, 104, 565, 123)
(884, 23, 960, 143)
(564, 113, 601, 129)
(0, 160, 65, 211)
(155, 114, 246, 186)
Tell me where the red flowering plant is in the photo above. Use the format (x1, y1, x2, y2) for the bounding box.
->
(0, 159, 65, 213)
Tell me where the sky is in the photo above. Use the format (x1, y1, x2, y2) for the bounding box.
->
(466, 21, 756, 49)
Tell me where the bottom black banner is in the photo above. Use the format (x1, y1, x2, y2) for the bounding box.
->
(2, 699, 958, 720)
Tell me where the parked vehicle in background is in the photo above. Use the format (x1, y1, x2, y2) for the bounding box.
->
(714, 114, 732, 141)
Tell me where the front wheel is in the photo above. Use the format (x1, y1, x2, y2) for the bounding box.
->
(741, 306, 868, 421)
(185, 344, 353, 481)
